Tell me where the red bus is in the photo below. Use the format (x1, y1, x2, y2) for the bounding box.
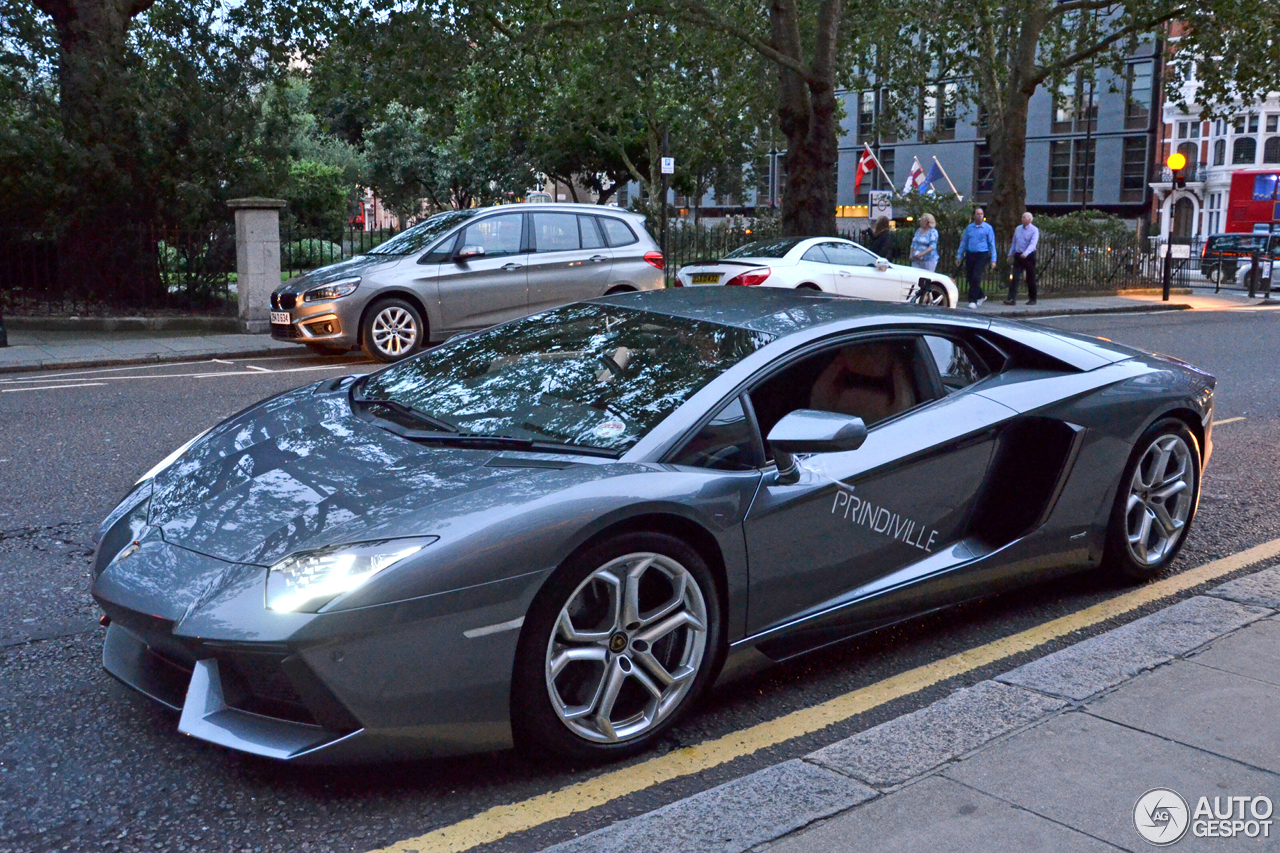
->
(1226, 169, 1280, 233)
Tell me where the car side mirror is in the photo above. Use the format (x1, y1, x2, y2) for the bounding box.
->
(767, 410, 867, 485)
(455, 245, 486, 262)
(875, 259, 890, 272)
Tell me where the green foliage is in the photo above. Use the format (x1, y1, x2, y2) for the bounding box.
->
(284, 238, 345, 269)
(894, 192, 973, 240)
(1037, 210, 1134, 246)
(287, 160, 352, 231)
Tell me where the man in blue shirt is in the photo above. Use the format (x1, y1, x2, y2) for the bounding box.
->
(955, 208, 997, 308)
(1005, 211, 1040, 305)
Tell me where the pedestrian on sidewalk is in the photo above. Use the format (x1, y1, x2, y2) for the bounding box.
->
(909, 214, 939, 271)
(1005, 211, 1039, 305)
(868, 216, 895, 261)
(955, 208, 997, 308)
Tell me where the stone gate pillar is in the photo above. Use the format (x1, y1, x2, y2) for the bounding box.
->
(228, 197, 287, 332)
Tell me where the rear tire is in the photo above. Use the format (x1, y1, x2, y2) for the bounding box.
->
(1102, 418, 1201, 582)
(511, 532, 723, 763)
(360, 298, 424, 363)
(795, 283, 822, 292)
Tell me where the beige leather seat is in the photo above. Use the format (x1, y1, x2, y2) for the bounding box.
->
(808, 343, 916, 425)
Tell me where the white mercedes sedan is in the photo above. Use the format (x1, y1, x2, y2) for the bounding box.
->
(675, 237, 958, 308)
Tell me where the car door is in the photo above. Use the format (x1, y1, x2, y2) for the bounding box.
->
(435, 211, 528, 332)
(827, 242, 908, 302)
(741, 333, 1015, 637)
(526, 212, 614, 313)
(797, 243, 840, 291)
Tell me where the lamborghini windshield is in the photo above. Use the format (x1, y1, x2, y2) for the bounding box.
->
(356, 304, 774, 453)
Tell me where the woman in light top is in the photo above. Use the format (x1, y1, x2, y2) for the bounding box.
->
(910, 213, 939, 271)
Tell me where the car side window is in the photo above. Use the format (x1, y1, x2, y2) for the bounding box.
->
(600, 217, 638, 247)
(457, 213, 523, 258)
(922, 335, 991, 393)
(826, 243, 878, 267)
(670, 396, 761, 471)
(750, 338, 933, 460)
(579, 216, 606, 249)
(533, 213, 580, 253)
(801, 245, 831, 263)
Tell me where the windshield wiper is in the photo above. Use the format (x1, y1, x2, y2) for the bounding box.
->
(401, 432, 620, 458)
(351, 395, 459, 433)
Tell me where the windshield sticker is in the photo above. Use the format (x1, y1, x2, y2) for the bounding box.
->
(831, 486, 939, 553)
(592, 420, 627, 439)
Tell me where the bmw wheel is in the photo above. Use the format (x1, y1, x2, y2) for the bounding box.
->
(1103, 418, 1201, 582)
(361, 298, 424, 363)
(511, 532, 723, 762)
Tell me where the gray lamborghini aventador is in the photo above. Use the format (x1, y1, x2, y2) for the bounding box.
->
(91, 288, 1215, 763)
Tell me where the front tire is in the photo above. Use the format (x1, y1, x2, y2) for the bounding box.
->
(511, 532, 723, 762)
(917, 282, 950, 307)
(1103, 419, 1201, 582)
(361, 298, 424, 363)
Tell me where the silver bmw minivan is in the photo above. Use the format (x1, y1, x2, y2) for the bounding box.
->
(270, 203, 665, 362)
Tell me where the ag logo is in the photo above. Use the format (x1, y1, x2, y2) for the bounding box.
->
(1134, 788, 1189, 845)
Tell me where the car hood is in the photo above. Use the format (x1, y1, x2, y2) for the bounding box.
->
(147, 383, 585, 566)
(275, 255, 399, 294)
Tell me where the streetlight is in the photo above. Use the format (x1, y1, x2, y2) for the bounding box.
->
(1167, 151, 1187, 188)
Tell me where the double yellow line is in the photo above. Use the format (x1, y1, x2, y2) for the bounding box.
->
(375, 534, 1280, 853)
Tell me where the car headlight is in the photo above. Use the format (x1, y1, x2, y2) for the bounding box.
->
(265, 537, 437, 613)
(135, 428, 211, 485)
(303, 277, 360, 302)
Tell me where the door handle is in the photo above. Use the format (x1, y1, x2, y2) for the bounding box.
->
(589, 255, 607, 263)
(501, 263, 523, 271)
(838, 269, 852, 276)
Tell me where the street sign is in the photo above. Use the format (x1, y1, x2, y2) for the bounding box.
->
(868, 191, 892, 217)
(660, 157, 675, 175)
(1159, 243, 1191, 259)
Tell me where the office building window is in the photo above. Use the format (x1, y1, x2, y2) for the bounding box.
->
(1125, 61, 1153, 129)
(1264, 137, 1280, 164)
(1053, 72, 1097, 134)
(876, 149, 895, 191)
(1121, 138, 1147, 202)
(1176, 141, 1198, 172)
(1214, 139, 1226, 165)
(616, 184, 629, 207)
(1233, 115, 1260, 134)
(858, 91, 875, 142)
(1176, 121, 1201, 139)
(974, 145, 994, 199)
(1268, 115, 1279, 133)
(1206, 192, 1222, 234)
(1049, 139, 1094, 202)
(1233, 137, 1257, 164)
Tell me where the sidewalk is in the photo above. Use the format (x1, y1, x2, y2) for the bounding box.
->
(543, 563, 1280, 853)
(0, 289, 1266, 374)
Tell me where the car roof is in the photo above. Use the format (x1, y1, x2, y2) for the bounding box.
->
(475, 202, 644, 221)
(591, 286, 941, 337)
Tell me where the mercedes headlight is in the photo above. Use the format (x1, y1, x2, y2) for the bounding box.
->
(303, 277, 360, 302)
(135, 428, 211, 485)
(265, 537, 437, 613)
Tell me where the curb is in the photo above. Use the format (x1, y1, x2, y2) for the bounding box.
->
(541, 562, 1280, 853)
(987, 302, 1193, 319)
(4, 315, 248, 333)
(0, 345, 306, 375)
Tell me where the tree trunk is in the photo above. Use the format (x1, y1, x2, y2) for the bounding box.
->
(35, 0, 160, 307)
(986, 89, 1031, 255)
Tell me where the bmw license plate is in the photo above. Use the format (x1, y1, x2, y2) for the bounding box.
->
(690, 273, 720, 285)
(270, 311, 291, 325)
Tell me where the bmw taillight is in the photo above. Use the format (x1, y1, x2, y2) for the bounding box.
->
(724, 267, 771, 286)
(644, 251, 664, 269)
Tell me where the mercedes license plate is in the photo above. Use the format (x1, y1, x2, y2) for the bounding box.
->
(690, 273, 720, 285)
(270, 311, 291, 325)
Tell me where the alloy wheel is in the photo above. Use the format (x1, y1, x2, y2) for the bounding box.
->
(544, 552, 708, 744)
(1124, 433, 1194, 567)
(371, 306, 418, 358)
(920, 283, 948, 307)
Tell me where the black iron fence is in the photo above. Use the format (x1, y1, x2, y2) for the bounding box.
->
(0, 224, 235, 314)
(279, 226, 402, 278)
(1144, 236, 1278, 292)
(662, 224, 1154, 296)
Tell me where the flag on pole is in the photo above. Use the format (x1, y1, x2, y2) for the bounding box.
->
(854, 145, 878, 195)
(922, 160, 945, 194)
(902, 157, 927, 193)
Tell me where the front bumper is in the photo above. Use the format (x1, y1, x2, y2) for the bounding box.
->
(93, 539, 545, 762)
(269, 292, 357, 347)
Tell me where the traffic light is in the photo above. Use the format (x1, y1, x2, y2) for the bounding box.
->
(1167, 152, 1187, 189)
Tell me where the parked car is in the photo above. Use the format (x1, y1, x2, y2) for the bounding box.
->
(270, 204, 665, 362)
(1199, 232, 1279, 284)
(93, 288, 1213, 763)
(675, 237, 958, 308)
